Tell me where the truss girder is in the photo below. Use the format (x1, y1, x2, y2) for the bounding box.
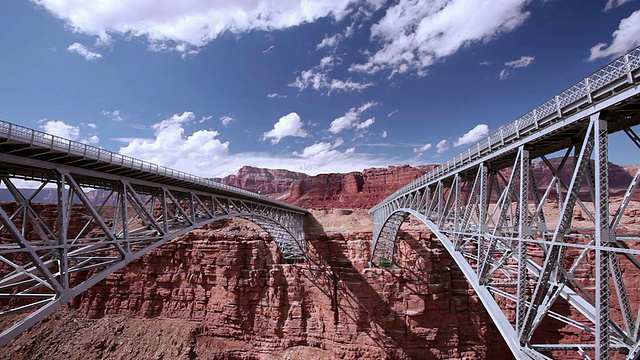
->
(0, 161, 307, 347)
(371, 45, 640, 360)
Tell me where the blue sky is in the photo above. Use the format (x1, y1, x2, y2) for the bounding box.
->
(1, 0, 639, 177)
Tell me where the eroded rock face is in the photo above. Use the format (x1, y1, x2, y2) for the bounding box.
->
(279, 165, 436, 209)
(217, 166, 309, 196)
(0, 226, 511, 360)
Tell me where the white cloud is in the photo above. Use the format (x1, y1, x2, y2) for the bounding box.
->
(263, 45, 275, 54)
(413, 143, 432, 155)
(381, 130, 388, 138)
(101, 110, 123, 121)
(293, 138, 356, 171)
(67, 42, 102, 60)
(350, 0, 531, 76)
(387, 109, 399, 118)
(499, 55, 534, 79)
(454, 124, 489, 146)
(84, 135, 100, 144)
(40, 120, 100, 144)
(588, 9, 640, 61)
(317, 33, 343, 50)
(41, 120, 80, 139)
(119, 111, 229, 169)
(36, 0, 357, 55)
(95, 31, 112, 46)
(289, 68, 373, 94)
(355, 117, 375, 130)
(328, 101, 378, 134)
(319, 55, 340, 68)
(436, 139, 450, 154)
(604, 0, 633, 11)
(220, 115, 235, 127)
(261, 112, 308, 144)
(267, 92, 287, 98)
(505, 55, 534, 68)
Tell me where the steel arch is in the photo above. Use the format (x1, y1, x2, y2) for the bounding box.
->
(371, 46, 640, 359)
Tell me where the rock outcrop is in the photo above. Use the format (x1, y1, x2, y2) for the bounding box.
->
(218, 166, 310, 196)
(1, 224, 511, 359)
(217, 164, 437, 209)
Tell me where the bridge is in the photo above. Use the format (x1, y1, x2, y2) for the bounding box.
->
(0, 122, 308, 346)
(370, 47, 640, 359)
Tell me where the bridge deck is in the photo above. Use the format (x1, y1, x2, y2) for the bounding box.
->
(0, 120, 306, 214)
(373, 46, 640, 211)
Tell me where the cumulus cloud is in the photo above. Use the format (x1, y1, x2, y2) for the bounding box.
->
(119, 111, 229, 170)
(350, 0, 531, 76)
(293, 138, 355, 171)
(67, 42, 102, 60)
(35, 0, 357, 55)
(413, 143, 432, 155)
(436, 139, 450, 154)
(40, 120, 100, 144)
(220, 115, 235, 127)
(328, 101, 377, 134)
(261, 112, 308, 144)
(454, 124, 489, 146)
(588, 9, 640, 61)
(604, 0, 633, 11)
(381, 130, 388, 138)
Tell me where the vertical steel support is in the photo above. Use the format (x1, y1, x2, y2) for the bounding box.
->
(594, 115, 610, 360)
(56, 170, 69, 291)
(517, 147, 530, 339)
(478, 163, 488, 274)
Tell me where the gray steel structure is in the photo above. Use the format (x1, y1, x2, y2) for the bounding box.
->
(0, 120, 308, 346)
(370, 46, 640, 359)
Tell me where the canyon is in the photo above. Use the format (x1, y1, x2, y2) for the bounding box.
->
(1, 161, 639, 359)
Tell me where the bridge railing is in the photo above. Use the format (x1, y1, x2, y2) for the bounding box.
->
(0, 119, 306, 213)
(371, 46, 640, 212)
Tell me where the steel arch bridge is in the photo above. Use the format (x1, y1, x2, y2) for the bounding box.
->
(370, 47, 640, 359)
(0, 121, 308, 346)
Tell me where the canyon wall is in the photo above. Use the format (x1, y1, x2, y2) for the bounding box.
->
(217, 165, 437, 209)
(0, 220, 511, 359)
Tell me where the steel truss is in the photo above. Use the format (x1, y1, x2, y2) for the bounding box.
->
(370, 47, 640, 359)
(0, 124, 307, 347)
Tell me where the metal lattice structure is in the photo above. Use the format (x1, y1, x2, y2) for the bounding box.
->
(370, 47, 640, 359)
(0, 120, 308, 346)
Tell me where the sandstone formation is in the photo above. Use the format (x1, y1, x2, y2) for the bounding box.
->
(216, 164, 437, 209)
(0, 220, 511, 359)
(217, 166, 310, 196)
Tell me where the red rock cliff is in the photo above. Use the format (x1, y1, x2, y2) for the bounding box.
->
(1, 225, 510, 359)
(217, 165, 437, 209)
